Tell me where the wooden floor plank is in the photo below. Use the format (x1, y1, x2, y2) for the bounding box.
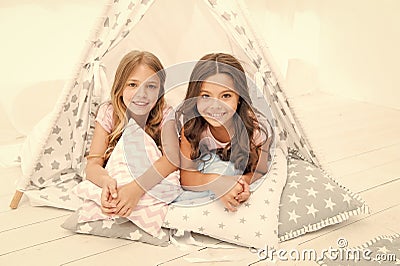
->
(358, 179, 400, 211)
(0, 205, 71, 233)
(0, 166, 22, 197)
(160, 243, 258, 266)
(363, 204, 400, 234)
(0, 216, 73, 256)
(314, 128, 400, 164)
(337, 165, 400, 194)
(0, 193, 20, 213)
(61, 233, 222, 265)
(326, 143, 400, 178)
(65, 241, 199, 266)
(0, 233, 131, 265)
(289, 92, 400, 131)
(377, 204, 400, 233)
(289, 92, 400, 164)
(62, 243, 188, 266)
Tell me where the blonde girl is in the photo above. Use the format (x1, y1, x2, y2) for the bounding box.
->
(86, 50, 179, 217)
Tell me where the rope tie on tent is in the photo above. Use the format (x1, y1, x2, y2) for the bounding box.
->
(92, 60, 109, 102)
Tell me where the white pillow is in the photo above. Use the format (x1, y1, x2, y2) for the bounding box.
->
(163, 148, 287, 248)
(72, 119, 182, 237)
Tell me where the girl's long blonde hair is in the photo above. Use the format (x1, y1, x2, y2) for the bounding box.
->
(105, 50, 166, 161)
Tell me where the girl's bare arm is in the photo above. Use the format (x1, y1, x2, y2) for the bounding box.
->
(242, 135, 272, 185)
(179, 132, 244, 211)
(85, 122, 113, 187)
(179, 132, 220, 187)
(179, 132, 241, 197)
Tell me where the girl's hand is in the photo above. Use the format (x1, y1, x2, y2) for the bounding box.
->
(235, 178, 250, 203)
(100, 177, 118, 215)
(219, 182, 244, 212)
(112, 181, 145, 217)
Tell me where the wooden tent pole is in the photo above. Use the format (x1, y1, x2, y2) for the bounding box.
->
(10, 190, 24, 209)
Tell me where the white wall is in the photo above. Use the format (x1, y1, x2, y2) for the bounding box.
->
(248, 0, 400, 109)
(247, 0, 321, 97)
(0, 0, 102, 85)
(318, 0, 400, 109)
(0, 0, 103, 135)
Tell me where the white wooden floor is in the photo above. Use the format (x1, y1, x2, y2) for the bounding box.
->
(1, 91, 399, 266)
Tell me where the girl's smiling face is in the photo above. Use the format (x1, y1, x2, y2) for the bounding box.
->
(122, 64, 160, 116)
(196, 73, 240, 128)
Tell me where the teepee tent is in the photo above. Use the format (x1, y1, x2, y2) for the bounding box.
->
(10, 0, 317, 209)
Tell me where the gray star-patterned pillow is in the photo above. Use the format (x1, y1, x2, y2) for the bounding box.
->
(278, 151, 369, 241)
(317, 233, 400, 265)
(61, 209, 170, 247)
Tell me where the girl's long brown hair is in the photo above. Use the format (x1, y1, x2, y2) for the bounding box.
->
(177, 53, 268, 173)
(105, 50, 166, 160)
